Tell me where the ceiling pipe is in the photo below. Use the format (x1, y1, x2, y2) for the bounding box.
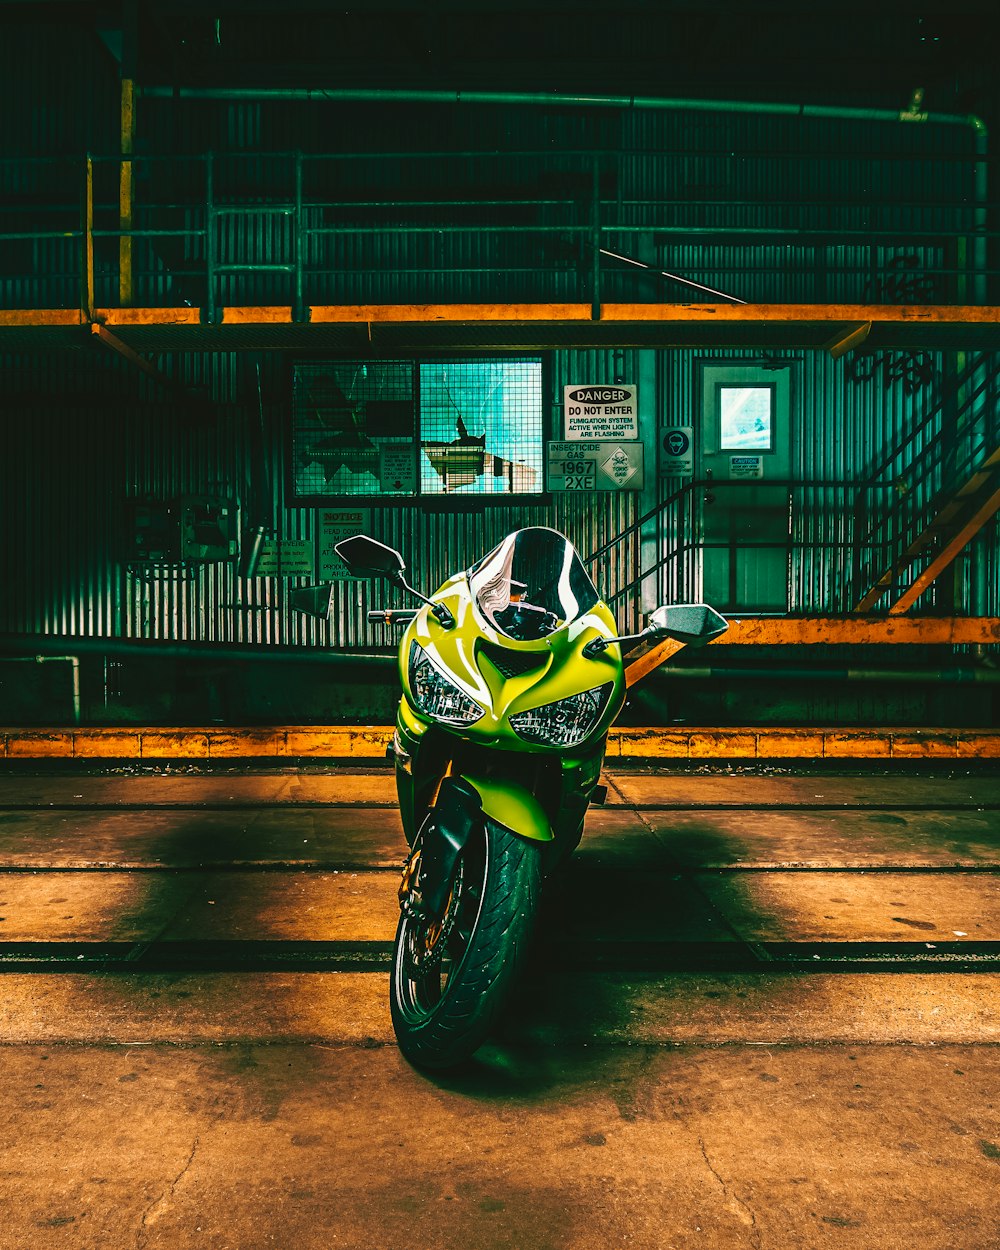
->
(139, 86, 989, 304)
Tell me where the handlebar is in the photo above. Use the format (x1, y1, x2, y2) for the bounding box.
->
(367, 609, 419, 626)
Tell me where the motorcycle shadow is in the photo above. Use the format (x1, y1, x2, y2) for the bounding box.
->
(423, 824, 776, 1098)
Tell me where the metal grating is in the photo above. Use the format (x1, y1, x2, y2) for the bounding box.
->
(418, 359, 543, 496)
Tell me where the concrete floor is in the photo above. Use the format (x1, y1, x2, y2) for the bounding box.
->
(1, 764, 999, 1249)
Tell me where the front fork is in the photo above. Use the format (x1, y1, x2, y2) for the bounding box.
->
(390, 701, 607, 913)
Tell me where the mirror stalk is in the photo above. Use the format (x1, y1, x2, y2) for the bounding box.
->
(583, 629, 649, 659)
(391, 573, 455, 629)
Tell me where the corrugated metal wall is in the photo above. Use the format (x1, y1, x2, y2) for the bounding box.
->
(2, 343, 996, 647)
(1, 83, 996, 644)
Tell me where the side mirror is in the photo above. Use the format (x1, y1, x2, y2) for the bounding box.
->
(648, 603, 728, 645)
(333, 533, 457, 630)
(334, 534, 406, 581)
(583, 601, 728, 658)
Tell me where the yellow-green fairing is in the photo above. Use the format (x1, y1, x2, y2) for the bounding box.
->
(397, 572, 626, 751)
(392, 571, 625, 846)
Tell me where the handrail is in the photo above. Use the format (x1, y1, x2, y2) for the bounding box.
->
(852, 355, 999, 555)
(0, 146, 994, 315)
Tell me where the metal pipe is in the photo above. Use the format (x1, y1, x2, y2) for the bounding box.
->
(0, 656, 82, 722)
(0, 635, 395, 670)
(134, 87, 981, 131)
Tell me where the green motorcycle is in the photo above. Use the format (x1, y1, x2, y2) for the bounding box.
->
(336, 526, 727, 1069)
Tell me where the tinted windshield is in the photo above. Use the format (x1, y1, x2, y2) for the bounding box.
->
(468, 528, 599, 641)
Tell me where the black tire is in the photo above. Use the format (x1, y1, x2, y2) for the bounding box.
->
(390, 819, 541, 1070)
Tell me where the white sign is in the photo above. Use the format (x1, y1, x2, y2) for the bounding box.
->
(730, 455, 764, 480)
(254, 539, 314, 578)
(547, 441, 644, 492)
(318, 508, 372, 579)
(564, 384, 638, 441)
(378, 447, 416, 494)
(660, 426, 694, 476)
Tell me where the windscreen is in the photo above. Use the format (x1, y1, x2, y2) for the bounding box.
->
(468, 527, 599, 641)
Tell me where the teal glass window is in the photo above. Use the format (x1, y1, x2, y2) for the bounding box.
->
(292, 357, 544, 499)
(719, 385, 773, 451)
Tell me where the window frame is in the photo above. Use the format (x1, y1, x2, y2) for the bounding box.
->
(287, 353, 550, 505)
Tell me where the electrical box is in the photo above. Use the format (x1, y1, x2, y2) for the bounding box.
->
(127, 496, 240, 564)
(179, 495, 240, 562)
(128, 499, 181, 562)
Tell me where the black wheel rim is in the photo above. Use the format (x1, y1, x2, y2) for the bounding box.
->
(393, 828, 488, 1026)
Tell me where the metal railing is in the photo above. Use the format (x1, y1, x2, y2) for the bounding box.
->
(849, 354, 1000, 608)
(0, 147, 995, 313)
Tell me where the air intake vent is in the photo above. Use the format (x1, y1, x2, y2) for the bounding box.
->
(478, 641, 548, 681)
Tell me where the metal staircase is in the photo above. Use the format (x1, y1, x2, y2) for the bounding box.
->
(852, 353, 1000, 613)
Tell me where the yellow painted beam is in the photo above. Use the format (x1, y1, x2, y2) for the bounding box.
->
(600, 303, 1000, 325)
(308, 303, 594, 323)
(625, 616, 1000, 686)
(824, 320, 872, 359)
(119, 78, 135, 308)
(221, 306, 295, 323)
(0, 310, 84, 327)
(82, 156, 94, 321)
(99, 307, 201, 326)
(2, 725, 998, 760)
(90, 323, 174, 386)
(6, 303, 1000, 332)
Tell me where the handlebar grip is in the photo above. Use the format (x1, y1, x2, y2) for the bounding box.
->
(367, 609, 418, 625)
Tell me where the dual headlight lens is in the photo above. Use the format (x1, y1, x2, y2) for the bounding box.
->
(408, 642, 612, 746)
(509, 683, 613, 748)
(408, 642, 485, 726)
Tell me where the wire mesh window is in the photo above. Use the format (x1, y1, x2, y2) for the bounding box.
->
(419, 359, 543, 496)
(291, 357, 544, 499)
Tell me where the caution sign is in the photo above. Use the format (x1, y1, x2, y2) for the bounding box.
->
(547, 441, 644, 491)
(730, 455, 764, 480)
(563, 384, 638, 441)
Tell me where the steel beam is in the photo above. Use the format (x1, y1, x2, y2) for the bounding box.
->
(625, 616, 1000, 687)
(82, 156, 94, 321)
(824, 320, 872, 359)
(90, 323, 175, 387)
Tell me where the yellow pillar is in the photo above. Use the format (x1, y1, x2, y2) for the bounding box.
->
(119, 77, 134, 307)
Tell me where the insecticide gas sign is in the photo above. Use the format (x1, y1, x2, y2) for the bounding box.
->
(547, 441, 644, 491)
(563, 385, 638, 441)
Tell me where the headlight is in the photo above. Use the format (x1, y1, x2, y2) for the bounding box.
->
(509, 683, 613, 748)
(407, 642, 485, 726)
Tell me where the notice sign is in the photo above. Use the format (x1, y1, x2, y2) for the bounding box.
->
(730, 455, 764, 480)
(318, 508, 372, 579)
(564, 384, 638, 441)
(660, 426, 694, 476)
(548, 441, 644, 492)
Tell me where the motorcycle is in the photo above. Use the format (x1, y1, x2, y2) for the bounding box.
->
(335, 525, 727, 1069)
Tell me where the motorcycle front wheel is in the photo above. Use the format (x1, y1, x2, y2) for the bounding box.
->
(390, 819, 541, 1070)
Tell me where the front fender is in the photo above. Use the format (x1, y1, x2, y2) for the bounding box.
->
(459, 773, 554, 843)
